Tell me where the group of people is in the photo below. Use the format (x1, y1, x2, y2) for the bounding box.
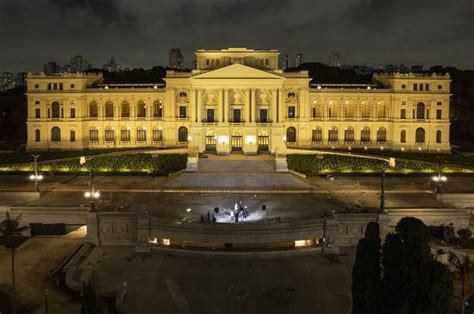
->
(199, 201, 250, 223)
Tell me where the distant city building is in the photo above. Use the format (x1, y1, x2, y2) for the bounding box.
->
(69, 55, 91, 73)
(281, 54, 289, 69)
(295, 53, 304, 67)
(1, 72, 15, 91)
(43, 62, 61, 75)
(351, 65, 374, 76)
(103, 58, 121, 72)
(330, 53, 344, 68)
(169, 48, 184, 69)
(410, 65, 424, 73)
(16, 72, 27, 86)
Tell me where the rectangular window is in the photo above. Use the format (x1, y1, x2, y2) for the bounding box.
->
(312, 129, 322, 142)
(105, 129, 115, 141)
(206, 109, 215, 122)
(265, 59, 269, 66)
(70, 130, 75, 142)
(179, 106, 187, 118)
(233, 109, 241, 122)
(288, 106, 295, 118)
(437, 101, 442, 106)
(89, 129, 98, 142)
(259, 109, 268, 122)
(413, 83, 418, 91)
(401, 101, 406, 105)
(35, 108, 40, 118)
(437, 109, 442, 119)
(153, 129, 163, 141)
(137, 129, 146, 141)
(35, 100, 40, 104)
(121, 129, 131, 142)
(400, 109, 406, 119)
(419, 83, 424, 91)
(312, 107, 316, 118)
(53, 83, 58, 90)
(425, 83, 429, 91)
(70, 108, 76, 118)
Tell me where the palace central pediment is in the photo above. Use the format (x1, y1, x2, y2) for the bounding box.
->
(190, 63, 284, 80)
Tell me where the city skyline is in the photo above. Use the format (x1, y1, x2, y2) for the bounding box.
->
(0, 0, 473, 73)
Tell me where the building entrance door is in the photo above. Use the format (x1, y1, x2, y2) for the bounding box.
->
(205, 135, 217, 152)
(231, 135, 243, 152)
(258, 135, 269, 152)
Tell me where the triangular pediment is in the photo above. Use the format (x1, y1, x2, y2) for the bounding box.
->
(191, 64, 284, 80)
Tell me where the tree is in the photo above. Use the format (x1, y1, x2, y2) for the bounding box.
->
(0, 213, 28, 314)
(351, 222, 383, 314)
(457, 228, 472, 245)
(81, 279, 101, 314)
(381, 233, 406, 314)
(449, 253, 473, 314)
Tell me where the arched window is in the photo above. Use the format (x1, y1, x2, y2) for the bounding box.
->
(89, 128, 99, 142)
(377, 105, 386, 118)
(416, 128, 425, 143)
(153, 128, 163, 142)
(328, 127, 338, 142)
(329, 104, 338, 118)
(178, 126, 188, 142)
(105, 128, 115, 142)
(344, 127, 354, 142)
(121, 101, 130, 118)
(121, 127, 131, 142)
(436, 130, 442, 143)
(344, 104, 354, 118)
(89, 101, 98, 118)
(137, 101, 146, 118)
(361, 127, 371, 142)
(400, 130, 406, 143)
(51, 127, 61, 142)
(137, 127, 147, 141)
(286, 127, 296, 143)
(153, 100, 163, 118)
(361, 104, 370, 118)
(51, 101, 60, 118)
(312, 127, 322, 142)
(35, 129, 41, 142)
(47, 83, 52, 90)
(70, 130, 76, 142)
(377, 127, 387, 143)
(416, 102, 425, 119)
(105, 101, 114, 118)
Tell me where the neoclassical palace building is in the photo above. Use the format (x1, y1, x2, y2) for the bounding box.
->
(26, 48, 451, 153)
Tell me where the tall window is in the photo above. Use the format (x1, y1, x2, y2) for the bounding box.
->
(121, 101, 130, 118)
(328, 128, 338, 142)
(51, 127, 61, 142)
(105, 129, 115, 141)
(286, 127, 296, 142)
(416, 102, 425, 119)
(35, 108, 41, 118)
(344, 128, 354, 142)
(400, 130, 406, 143)
(259, 109, 268, 122)
(233, 109, 241, 122)
(179, 106, 187, 118)
(137, 128, 147, 141)
(59, 83, 63, 90)
(70, 130, 75, 142)
(377, 106, 386, 118)
(105, 101, 114, 118)
(207, 109, 215, 122)
(400, 109, 406, 119)
(89, 129, 99, 142)
(70, 108, 76, 118)
(121, 129, 131, 142)
(35, 129, 41, 142)
(377, 127, 387, 143)
(361, 104, 370, 118)
(89, 101, 98, 118)
(415, 128, 425, 143)
(413, 83, 418, 91)
(436, 109, 442, 119)
(153, 129, 163, 142)
(47, 83, 52, 90)
(312, 128, 322, 142)
(312, 107, 316, 118)
(345, 105, 354, 118)
(51, 102, 60, 118)
(329, 105, 338, 118)
(178, 126, 188, 142)
(288, 106, 295, 118)
(436, 130, 442, 143)
(361, 127, 370, 142)
(137, 101, 146, 118)
(153, 100, 163, 118)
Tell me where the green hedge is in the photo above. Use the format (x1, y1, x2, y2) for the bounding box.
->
(0, 153, 187, 175)
(286, 154, 473, 175)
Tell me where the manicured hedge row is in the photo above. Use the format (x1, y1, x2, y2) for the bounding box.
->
(0, 153, 187, 175)
(286, 154, 472, 175)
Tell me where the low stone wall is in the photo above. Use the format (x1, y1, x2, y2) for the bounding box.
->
(9, 206, 88, 226)
(438, 193, 474, 208)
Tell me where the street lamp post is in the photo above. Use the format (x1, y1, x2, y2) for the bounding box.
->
(84, 167, 101, 246)
(321, 212, 336, 254)
(432, 163, 447, 194)
(29, 154, 43, 192)
(44, 289, 48, 314)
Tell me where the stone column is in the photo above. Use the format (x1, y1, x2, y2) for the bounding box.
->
(251, 88, 257, 123)
(190, 88, 196, 122)
(278, 88, 284, 122)
(245, 89, 251, 123)
(217, 89, 223, 123)
(223, 88, 229, 123)
(197, 89, 202, 123)
(271, 89, 277, 123)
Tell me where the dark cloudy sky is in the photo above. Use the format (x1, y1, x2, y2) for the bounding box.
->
(0, 0, 473, 73)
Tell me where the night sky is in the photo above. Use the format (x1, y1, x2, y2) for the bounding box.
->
(1, 0, 473, 73)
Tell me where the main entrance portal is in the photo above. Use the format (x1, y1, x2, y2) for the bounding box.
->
(258, 135, 269, 152)
(205, 135, 217, 152)
(231, 135, 243, 152)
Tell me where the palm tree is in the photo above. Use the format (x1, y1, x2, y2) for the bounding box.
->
(0, 213, 28, 314)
